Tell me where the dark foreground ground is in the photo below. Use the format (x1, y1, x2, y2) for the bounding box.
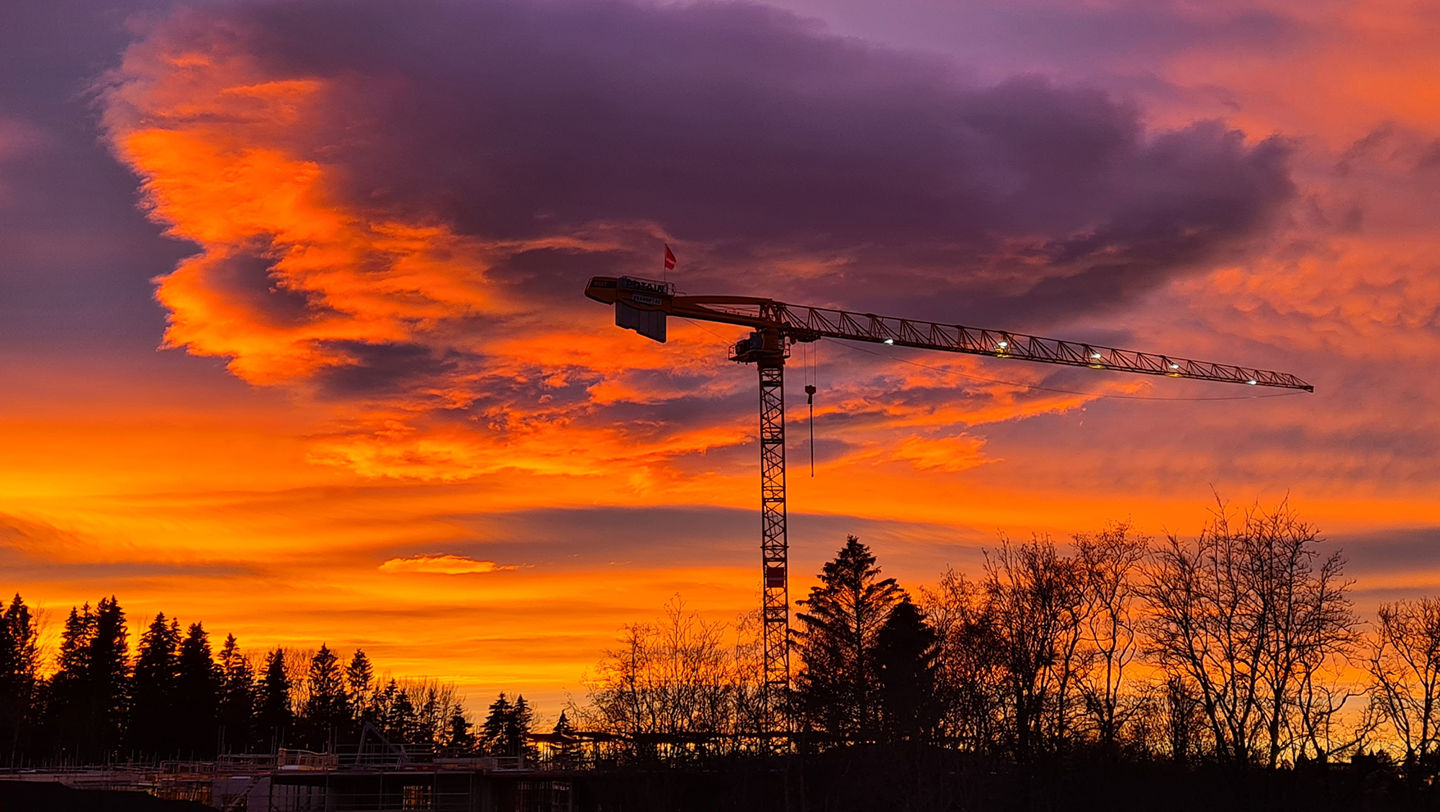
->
(0, 780, 212, 812)
(5, 750, 1436, 812)
(579, 748, 1440, 812)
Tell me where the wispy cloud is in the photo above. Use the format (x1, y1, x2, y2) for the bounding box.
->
(379, 554, 514, 575)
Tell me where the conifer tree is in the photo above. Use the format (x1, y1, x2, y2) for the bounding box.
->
(88, 597, 130, 761)
(552, 711, 579, 767)
(0, 594, 38, 764)
(447, 710, 475, 752)
(418, 686, 441, 747)
(345, 649, 375, 728)
(175, 622, 220, 758)
(258, 649, 293, 750)
(130, 613, 181, 757)
(482, 693, 512, 754)
(874, 596, 941, 743)
(218, 635, 257, 753)
(388, 684, 417, 743)
(44, 603, 95, 760)
(376, 679, 401, 739)
(507, 696, 534, 759)
(793, 536, 904, 744)
(304, 644, 349, 750)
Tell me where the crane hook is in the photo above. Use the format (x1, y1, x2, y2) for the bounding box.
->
(804, 384, 817, 477)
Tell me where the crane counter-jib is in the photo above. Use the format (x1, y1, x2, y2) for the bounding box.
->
(584, 275, 1314, 392)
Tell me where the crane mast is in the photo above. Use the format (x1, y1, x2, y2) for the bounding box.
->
(584, 274, 1313, 741)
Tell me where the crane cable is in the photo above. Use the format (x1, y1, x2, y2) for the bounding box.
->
(804, 342, 817, 477)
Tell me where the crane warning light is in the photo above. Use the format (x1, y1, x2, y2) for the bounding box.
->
(997, 340, 1009, 349)
(883, 338, 895, 345)
(1091, 352, 1103, 359)
(1247, 379, 1258, 385)
(1169, 363, 1180, 369)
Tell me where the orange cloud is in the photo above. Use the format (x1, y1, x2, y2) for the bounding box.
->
(379, 554, 512, 575)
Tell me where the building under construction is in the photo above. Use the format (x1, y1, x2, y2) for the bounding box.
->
(3, 737, 597, 812)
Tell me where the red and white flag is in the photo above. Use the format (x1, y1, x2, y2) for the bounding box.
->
(663, 244, 677, 270)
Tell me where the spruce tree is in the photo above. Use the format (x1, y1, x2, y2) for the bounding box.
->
(218, 635, 257, 753)
(389, 685, 417, 744)
(506, 696, 534, 760)
(44, 603, 95, 761)
(377, 679, 401, 739)
(793, 536, 904, 744)
(258, 649, 293, 750)
(482, 693, 511, 754)
(447, 711, 475, 752)
(552, 711, 578, 767)
(873, 596, 941, 743)
(304, 645, 349, 750)
(418, 686, 441, 747)
(130, 613, 181, 757)
(345, 650, 375, 728)
(89, 597, 130, 761)
(175, 622, 220, 758)
(0, 594, 38, 764)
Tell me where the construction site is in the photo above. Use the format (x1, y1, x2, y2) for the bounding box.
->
(2, 742, 586, 812)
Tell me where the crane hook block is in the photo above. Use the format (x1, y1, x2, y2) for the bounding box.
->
(804, 384, 816, 404)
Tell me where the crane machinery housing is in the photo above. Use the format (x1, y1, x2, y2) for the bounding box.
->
(584, 273, 1312, 740)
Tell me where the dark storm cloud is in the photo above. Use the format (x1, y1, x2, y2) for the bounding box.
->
(0, 0, 193, 350)
(314, 340, 466, 398)
(155, 0, 1294, 323)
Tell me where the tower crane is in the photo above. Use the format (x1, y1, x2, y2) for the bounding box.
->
(584, 274, 1313, 735)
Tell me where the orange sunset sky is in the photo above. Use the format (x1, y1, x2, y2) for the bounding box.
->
(2, 0, 1438, 717)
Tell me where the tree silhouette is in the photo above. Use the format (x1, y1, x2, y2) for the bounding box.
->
(1367, 597, 1440, 771)
(1074, 523, 1149, 754)
(175, 623, 219, 758)
(507, 696, 534, 759)
(793, 536, 904, 744)
(217, 635, 257, 753)
(874, 596, 941, 743)
(922, 569, 1007, 754)
(130, 613, 181, 757)
(304, 644, 349, 750)
(258, 648, 293, 750)
(0, 594, 38, 764)
(552, 711, 580, 767)
(482, 693, 512, 754)
(90, 597, 131, 760)
(447, 710, 475, 752)
(1143, 499, 1354, 767)
(47, 598, 130, 762)
(984, 536, 1086, 761)
(346, 649, 376, 730)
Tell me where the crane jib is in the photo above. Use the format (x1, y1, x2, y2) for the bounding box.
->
(586, 275, 1313, 393)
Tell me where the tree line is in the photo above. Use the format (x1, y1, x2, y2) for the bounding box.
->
(0, 597, 539, 767)
(6, 497, 1439, 781)
(579, 499, 1440, 778)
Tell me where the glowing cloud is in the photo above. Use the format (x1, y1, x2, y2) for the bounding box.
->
(379, 554, 513, 576)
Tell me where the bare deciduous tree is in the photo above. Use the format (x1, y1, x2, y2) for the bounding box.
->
(920, 568, 1006, 754)
(1143, 498, 1354, 767)
(984, 535, 1086, 761)
(585, 596, 740, 759)
(1074, 522, 1149, 753)
(1366, 598, 1440, 768)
